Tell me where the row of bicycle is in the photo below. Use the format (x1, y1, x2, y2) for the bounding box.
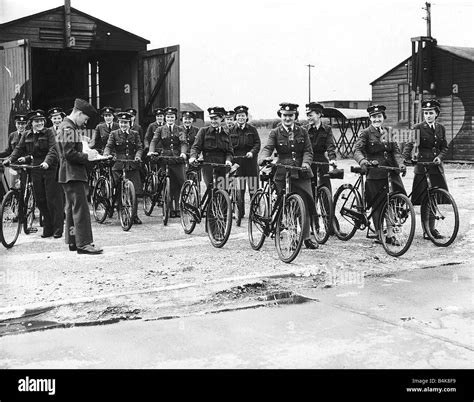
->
(0, 157, 459, 263)
(87, 154, 459, 262)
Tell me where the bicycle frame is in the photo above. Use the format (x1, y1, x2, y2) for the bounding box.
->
(256, 162, 306, 237)
(340, 165, 403, 231)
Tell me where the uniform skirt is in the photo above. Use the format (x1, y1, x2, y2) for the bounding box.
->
(365, 174, 406, 210)
(410, 173, 448, 205)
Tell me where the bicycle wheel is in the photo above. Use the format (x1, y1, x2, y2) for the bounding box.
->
(23, 184, 36, 234)
(92, 177, 111, 223)
(379, 193, 416, 257)
(0, 190, 21, 248)
(179, 180, 199, 234)
(206, 189, 232, 248)
(332, 184, 361, 241)
(420, 188, 459, 247)
(162, 176, 171, 226)
(248, 189, 268, 250)
(119, 180, 136, 231)
(275, 193, 306, 263)
(311, 186, 333, 244)
(143, 174, 157, 216)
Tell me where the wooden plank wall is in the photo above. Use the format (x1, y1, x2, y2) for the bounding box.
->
(0, 9, 147, 51)
(371, 61, 410, 130)
(0, 40, 31, 150)
(432, 49, 474, 160)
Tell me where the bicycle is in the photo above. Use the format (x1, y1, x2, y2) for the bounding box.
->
(332, 162, 416, 257)
(408, 160, 459, 247)
(248, 160, 308, 263)
(0, 163, 39, 248)
(227, 155, 249, 227)
(179, 161, 233, 248)
(310, 161, 343, 244)
(92, 157, 138, 231)
(145, 153, 185, 225)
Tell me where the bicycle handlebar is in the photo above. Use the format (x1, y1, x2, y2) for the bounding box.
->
(9, 164, 42, 170)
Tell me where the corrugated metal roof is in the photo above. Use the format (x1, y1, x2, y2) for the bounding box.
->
(180, 103, 204, 112)
(437, 45, 474, 62)
(323, 107, 369, 120)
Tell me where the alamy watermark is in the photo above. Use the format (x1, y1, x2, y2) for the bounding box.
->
(0, 269, 39, 287)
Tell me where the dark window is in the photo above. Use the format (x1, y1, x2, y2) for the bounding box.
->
(88, 61, 100, 109)
(398, 83, 409, 122)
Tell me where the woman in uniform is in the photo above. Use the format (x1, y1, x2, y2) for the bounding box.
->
(149, 107, 187, 218)
(189, 107, 233, 188)
(103, 111, 143, 224)
(402, 99, 448, 239)
(3, 110, 64, 238)
(353, 105, 406, 244)
(259, 103, 318, 249)
(228, 105, 261, 217)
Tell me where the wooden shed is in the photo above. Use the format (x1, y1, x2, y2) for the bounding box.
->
(371, 37, 474, 161)
(0, 4, 179, 149)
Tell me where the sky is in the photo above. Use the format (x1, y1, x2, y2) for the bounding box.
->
(1, 0, 473, 118)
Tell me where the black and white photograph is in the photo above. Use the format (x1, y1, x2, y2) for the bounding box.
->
(0, 0, 472, 400)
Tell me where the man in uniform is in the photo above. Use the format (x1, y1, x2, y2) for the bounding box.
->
(56, 99, 103, 254)
(89, 106, 118, 154)
(104, 111, 143, 224)
(304, 102, 336, 192)
(228, 105, 261, 217)
(259, 103, 318, 249)
(4, 110, 64, 239)
(0, 114, 28, 199)
(189, 107, 233, 188)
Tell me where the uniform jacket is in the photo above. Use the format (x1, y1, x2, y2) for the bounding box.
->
(150, 124, 188, 158)
(103, 129, 143, 171)
(228, 123, 261, 157)
(56, 117, 90, 183)
(90, 121, 119, 153)
(179, 124, 200, 153)
(259, 124, 313, 180)
(144, 122, 164, 149)
(0, 131, 24, 157)
(354, 125, 403, 180)
(9, 128, 58, 169)
(130, 123, 144, 144)
(402, 121, 448, 175)
(190, 126, 233, 162)
(304, 122, 337, 162)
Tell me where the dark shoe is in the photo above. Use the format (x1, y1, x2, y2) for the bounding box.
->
(169, 211, 176, 218)
(133, 216, 142, 224)
(53, 232, 63, 239)
(431, 229, 444, 239)
(304, 239, 319, 249)
(174, 210, 180, 218)
(41, 232, 53, 238)
(385, 236, 401, 246)
(68, 244, 77, 251)
(77, 244, 103, 254)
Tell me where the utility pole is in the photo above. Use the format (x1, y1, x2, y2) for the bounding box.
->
(423, 2, 431, 37)
(306, 64, 315, 103)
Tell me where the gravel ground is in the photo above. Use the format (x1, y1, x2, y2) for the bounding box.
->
(1, 159, 473, 317)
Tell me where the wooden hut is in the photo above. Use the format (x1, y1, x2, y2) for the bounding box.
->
(371, 37, 474, 161)
(0, 3, 179, 149)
